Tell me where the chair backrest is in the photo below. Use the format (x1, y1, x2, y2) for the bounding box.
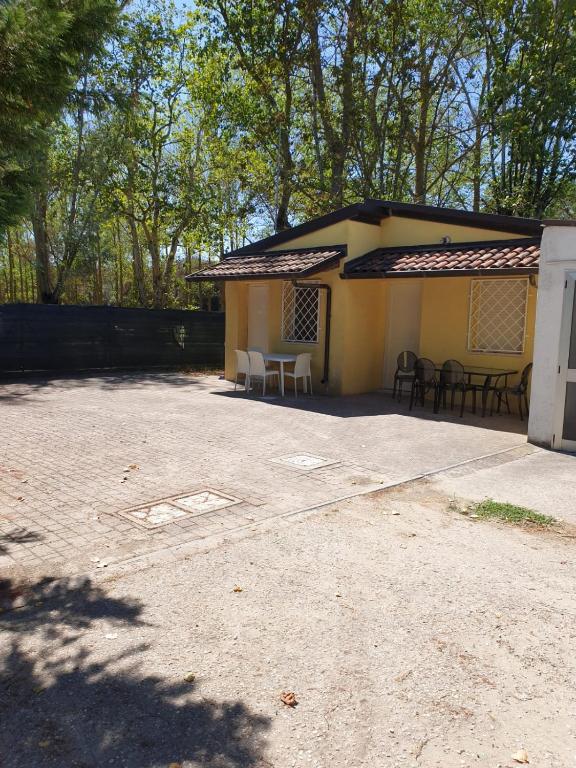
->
(415, 357, 436, 384)
(248, 350, 266, 376)
(235, 349, 250, 374)
(440, 358, 465, 386)
(519, 362, 533, 392)
(293, 352, 312, 377)
(235, 349, 250, 375)
(397, 350, 418, 373)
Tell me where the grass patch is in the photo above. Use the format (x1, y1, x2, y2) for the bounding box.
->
(456, 498, 556, 527)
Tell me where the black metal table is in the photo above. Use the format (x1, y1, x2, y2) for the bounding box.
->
(432, 364, 518, 417)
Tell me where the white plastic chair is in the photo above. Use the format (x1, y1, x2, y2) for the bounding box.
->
(234, 350, 250, 391)
(247, 351, 279, 396)
(284, 353, 313, 397)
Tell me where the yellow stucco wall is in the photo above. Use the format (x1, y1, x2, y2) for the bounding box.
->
(268, 219, 383, 260)
(418, 277, 536, 369)
(379, 217, 526, 248)
(224, 281, 248, 381)
(224, 214, 537, 398)
(417, 276, 536, 407)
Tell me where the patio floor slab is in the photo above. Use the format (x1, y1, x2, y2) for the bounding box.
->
(0, 372, 531, 576)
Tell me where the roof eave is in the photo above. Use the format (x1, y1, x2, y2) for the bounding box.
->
(364, 199, 542, 235)
(341, 266, 539, 280)
(215, 202, 541, 261)
(226, 202, 384, 257)
(185, 254, 343, 282)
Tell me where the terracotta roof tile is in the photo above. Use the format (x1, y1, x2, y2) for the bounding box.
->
(344, 238, 540, 277)
(186, 246, 344, 281)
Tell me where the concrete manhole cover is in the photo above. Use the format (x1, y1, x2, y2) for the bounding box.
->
(174, 490, 240, 514)
(118, 489, 241, 529)
(269, 453, 337, 470)
(119, 502, 188, 529)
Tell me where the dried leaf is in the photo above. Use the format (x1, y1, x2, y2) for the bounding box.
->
(280, 691, 298, 707)
(168, 763, 182, 768)
(38, 740, 50, 748)
(413, 737, 428, 759)
(512, 749, 530, 764)
(232, 585, 243, 593)
(184, 672, 196, 683)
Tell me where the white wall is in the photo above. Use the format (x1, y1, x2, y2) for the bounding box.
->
(528, 224, 576, 448)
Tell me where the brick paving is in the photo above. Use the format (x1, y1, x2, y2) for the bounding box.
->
(0, 372, 528, 577)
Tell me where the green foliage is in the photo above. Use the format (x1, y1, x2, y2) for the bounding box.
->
(458, 498, 556, 526)
(0, 0, 119, 229)
(479, 0, 576, 216)
(1, 0, 575, 306)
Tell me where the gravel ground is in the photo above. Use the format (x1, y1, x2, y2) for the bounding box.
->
(1, 480, 575, 768)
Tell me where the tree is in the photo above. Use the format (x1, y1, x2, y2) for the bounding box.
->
(477, 0, 576, 217)
(0, 0, 119, 232)
(197, 0, 305, 230)
(100, 4, 211, 308)
(3, 0, 574, 308)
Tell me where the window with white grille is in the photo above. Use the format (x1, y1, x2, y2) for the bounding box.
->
(468, 278, 528, 354)
(282, 282, 320, 343)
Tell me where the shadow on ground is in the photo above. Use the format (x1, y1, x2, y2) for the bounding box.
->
(0, 529, 43, 556)
(0, 576, 270, 768)
(0, 370, 224, 399)
(214, 388, 528, 434)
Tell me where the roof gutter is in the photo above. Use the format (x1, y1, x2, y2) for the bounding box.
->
(293, 281, 331, 385)
(341, 266, 539, 279)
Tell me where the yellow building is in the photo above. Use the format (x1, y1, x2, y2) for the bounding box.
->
(187, 200, 540, 403)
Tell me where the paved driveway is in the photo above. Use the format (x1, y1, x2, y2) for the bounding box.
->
(0, 372, 529, 577)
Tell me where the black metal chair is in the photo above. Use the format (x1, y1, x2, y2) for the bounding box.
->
(409, 358, 438, 410)
(490, 362, 533, 421)
(392, 350, 417, 402)
(437, 359, 479, 417)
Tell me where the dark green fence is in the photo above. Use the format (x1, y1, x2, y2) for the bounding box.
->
(0, 304, 224, 373)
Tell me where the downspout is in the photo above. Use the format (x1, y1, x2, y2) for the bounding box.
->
(293, 281, 331, 384)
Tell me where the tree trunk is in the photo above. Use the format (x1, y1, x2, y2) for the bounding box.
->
(94, 229, 103, 304)
(7, 229, 15, 302)
(18, 243, 25, 301)
(32, 191, 56, 303)
(127, 216, 146, 306)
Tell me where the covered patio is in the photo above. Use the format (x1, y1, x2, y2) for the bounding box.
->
(190, 237, 538, 416)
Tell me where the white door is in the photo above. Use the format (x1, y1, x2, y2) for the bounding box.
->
(383, 281, 422, 389)
(555, 274, 576, 450)
(248, 284, 269, 352)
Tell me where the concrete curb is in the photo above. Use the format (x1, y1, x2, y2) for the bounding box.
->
(98, 441, 539, 581)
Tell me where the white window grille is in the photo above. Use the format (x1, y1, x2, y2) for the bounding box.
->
(282, 282, 320, 343)
(467, 278, 528, 354)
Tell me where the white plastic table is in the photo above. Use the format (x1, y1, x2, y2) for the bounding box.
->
(263, 353, 297, 396)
